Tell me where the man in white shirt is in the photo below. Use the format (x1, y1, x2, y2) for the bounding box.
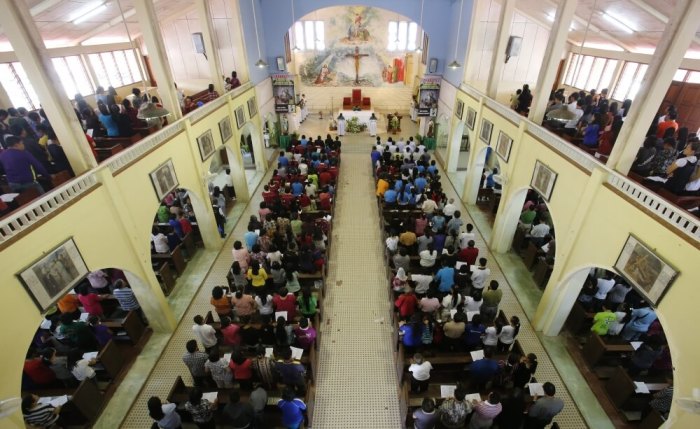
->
(443, 198, 457, 220)
(593, 274, 616, 311)
(421, 198, 438, 216)
(305, 180, 317, 197)
(419, 247, 438, 268)
(152, 230, 170, 254)
(298, 160, 308, 175)
(564, 99, 584, 134)
(470, 258, 491, 290)
(458, 224, 476, 249)
(528, 219, 551, 246)
(192, 315, 218, 352)
(408, 353, 433, 393)
(411, 274, 433, 295)
(397, 138, 406, 153)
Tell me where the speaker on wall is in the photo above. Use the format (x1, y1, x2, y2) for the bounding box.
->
(505, 36, 522, 63)
(192, 32, 207, 59)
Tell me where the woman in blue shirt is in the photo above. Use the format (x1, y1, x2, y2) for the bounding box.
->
(97, 103, 119, 137)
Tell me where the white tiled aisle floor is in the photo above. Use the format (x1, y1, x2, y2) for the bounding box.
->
(311, 147, 402, 428)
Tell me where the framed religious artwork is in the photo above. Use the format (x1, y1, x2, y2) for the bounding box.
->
(149, 159, 179, 201)
(421, 32, 429, 65)
(17, 238, 89, 312)
(429, 58, 438, 74)
(196, 129, 216, 161)
(218, 117, 233, 144)
(614, 235, 678, 305)
(455, 100, 464, 120)
(284, 31, 292, 63)
(276, 56, 285, 71)
(235, 106, 246, 129)
(466, 107, 476, 130)
(530, 160, 557, 201)
(247, 97, 258, 119)
(495, 131, 513, 162)
(479, 119, 493, 145)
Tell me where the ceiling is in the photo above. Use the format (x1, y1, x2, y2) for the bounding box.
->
(0, 0, 699, 56)
(516, 0, 700, 55)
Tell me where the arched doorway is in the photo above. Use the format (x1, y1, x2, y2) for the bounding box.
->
(436, 114, 451, 167)
(239, 122, 266, 192)
(264, 112, 279, 149)
(445, 120, 472, 195)
(473, 149, 503, 220)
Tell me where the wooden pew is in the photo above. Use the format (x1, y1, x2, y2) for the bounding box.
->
(151, 244, 187, 275)
(522, 242, 539, 270)
(532, 258, 553, 288)
(155, 262, 176, 295)
(95, 144, 123, 162)
(182, 232, 197, 259)
(582, 333, 634, 369)
(565, 302, 593, 335)
(103, 310, 146, 344)
(59, 378, 104, 426)
(639, 409, 665, 429)
(96, 339, 125, 379)
(604, 366, 668, 412)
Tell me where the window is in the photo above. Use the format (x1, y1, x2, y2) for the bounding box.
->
(685, 71, 700, 83)
(52, 56, 93, 98)
(0, 62, 40, 109)
(387, 20, 418, 51)
(291, 21, 324, 51)
(612, 62, 648, 100)
(674, 69, 689, 82)
(88, 50, 142, 88)
(563, 53, 618, 92)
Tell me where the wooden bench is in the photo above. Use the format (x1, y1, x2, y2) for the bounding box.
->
(94, 144, 124, 162)
(639, 409, 665, 429)
(103, 310, 146, 344)
(582, 333, 634, 369)
(96, 339, 125, 380)
(155, 262, 176, 295)
(182, 232, 197, 259)
(57, 378, 104, 426)
(532, 257, 553, 288)
(604, 366, 668, 413)
(151, 244, 186, 275)
(565, 302, 594, 335)
(522, 241, 539, 270)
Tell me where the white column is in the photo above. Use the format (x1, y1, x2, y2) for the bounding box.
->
(0, 0, 96, 175)
(528, 0, 578, 124)
(195, 0, 225, 93)
(226, 98, 251, 202)
(133, 0, 183, 120)
(606, 0, 700, 174)
(0, 81, 12, 108)
(227, 0, 251, 83)
(485, 0, 516, 100)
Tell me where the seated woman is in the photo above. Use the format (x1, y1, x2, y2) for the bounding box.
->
(111, 104, 134, 137)
(630, 136, 659, 176)
(97, 102, 119, 137)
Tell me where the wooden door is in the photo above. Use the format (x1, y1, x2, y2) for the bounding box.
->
(662, 81, 700, 134)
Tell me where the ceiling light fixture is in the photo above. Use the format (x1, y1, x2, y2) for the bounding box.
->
(601, 11, 635, 34)
(449, 0, 464, 69)
(73, 2, 107, 25)
(291, 0, 300, 52)
(251, 0, 268, 68)
(415, 0, 425, 53)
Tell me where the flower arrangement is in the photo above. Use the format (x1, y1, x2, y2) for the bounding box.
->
(346, 116, 367, 133)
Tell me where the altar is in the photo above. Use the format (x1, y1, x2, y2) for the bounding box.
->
(339, 110, 375, 126)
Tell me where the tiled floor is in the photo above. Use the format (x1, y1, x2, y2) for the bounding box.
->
(106, 115, 608, 428)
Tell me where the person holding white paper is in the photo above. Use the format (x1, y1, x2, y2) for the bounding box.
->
(469, 391, 503, 429)
(184, 388, 217, 429)
(524, 382, 564, 429)
(438, 387, 472, 429)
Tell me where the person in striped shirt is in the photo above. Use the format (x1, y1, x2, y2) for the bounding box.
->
(468, 391, 503, 429)
(22, 394, 61, 427)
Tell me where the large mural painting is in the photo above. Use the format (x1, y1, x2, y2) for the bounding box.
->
(298, 6, 415, 87)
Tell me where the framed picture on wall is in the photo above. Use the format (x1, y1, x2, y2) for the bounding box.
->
(428, 58, 438, 74)
(276, 56, 285, 71)
(247, 97, 258, 119)
(530, 160, 557, 201)
(614, 235, 678, 305)
(495, 131, 513, 162)
(196, 129, 216, 161)
(235, 106, 246, 129)
(149, 159, 179, 201)
(218, 117, 233, 144)
(284, 31, 292, 63)
(455, 100, 464, 120)
(17, 238, 89, 312)
(479, 119, 493, 145)
(421, 32, 429, 65)
(466, 107, 476, 130)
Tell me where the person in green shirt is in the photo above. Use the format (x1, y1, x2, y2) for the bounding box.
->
(519, 207, 537, 225)
(156, 204, 170, 223)
(297, 288, 317, 318)
(481, 280, 503, 323)
(591, 304, 617, 336)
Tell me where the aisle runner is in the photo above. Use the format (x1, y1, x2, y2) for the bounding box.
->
(312, 152, 401, 428)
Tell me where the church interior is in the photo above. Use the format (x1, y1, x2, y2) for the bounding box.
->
(1, 0, 700, 428)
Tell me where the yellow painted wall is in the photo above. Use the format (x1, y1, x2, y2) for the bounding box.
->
(0, 86, 262, 424)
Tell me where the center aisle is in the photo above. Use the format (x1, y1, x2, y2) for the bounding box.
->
(312, 148, 402, 428)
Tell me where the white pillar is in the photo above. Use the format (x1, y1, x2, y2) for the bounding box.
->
(195, 0, 225, 94)
(227, 0, 251, 83)
(485, 0, 515, 100)
(226, 98, 251, 202)
(133, 0, 183, 120)
(0, 0, 97, 175)
(528, 0, 578, 124)
(0, 81, 12, 108)
(606, 0, 700, 174)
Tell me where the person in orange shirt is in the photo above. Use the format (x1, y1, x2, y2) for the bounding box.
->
(57, 294, 81, 319)
(656, 112, 679, 138)
(210, 286, 232, 319)
(376, 174, 389, 196)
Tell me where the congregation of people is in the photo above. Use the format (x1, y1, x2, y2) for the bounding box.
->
(373, 137, 565, 429)
(146, 137, 341, 429)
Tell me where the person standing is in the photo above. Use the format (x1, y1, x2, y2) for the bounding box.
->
(184, 388, 217, 429)
(412, 398, 439, 429)
(622, 305, 657, 341)
(480, 280, 502, 323)
(222, 390, 255, 429)
(591, 304, 617, 336)
(277, 388, 306, 429)
(469, 391, 503, 429)
(192, 315, 218, 353)
(438, 387, 472, 429)
(525, 382, 564, 429)
(183, 340, 209, 387)
(147, 396, 182, 429)
(470, 258, 491, 290)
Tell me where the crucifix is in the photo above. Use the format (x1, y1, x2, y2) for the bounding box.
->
(346, 46, 369, 84)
